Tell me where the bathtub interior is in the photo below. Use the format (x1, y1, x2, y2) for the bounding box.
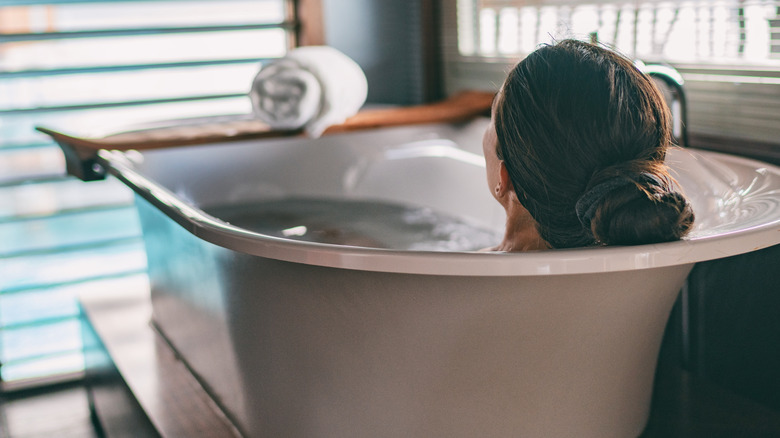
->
(127, 119, 507, 245)
(666, 146, 780, 238)
(120, 117, 780, 252)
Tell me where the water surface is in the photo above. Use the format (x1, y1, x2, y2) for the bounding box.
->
(206, 198, 500, 251)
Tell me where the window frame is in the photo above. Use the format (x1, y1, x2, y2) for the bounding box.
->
(440, 0, 780, 164)
(0, 0, 321, 392)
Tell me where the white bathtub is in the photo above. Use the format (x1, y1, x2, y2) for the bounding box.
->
(93, 118, 780, 438)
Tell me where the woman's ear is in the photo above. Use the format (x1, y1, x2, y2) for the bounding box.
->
(496, 161, 515, 199)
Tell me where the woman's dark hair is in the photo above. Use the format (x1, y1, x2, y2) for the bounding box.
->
(494, 39, 694, 248)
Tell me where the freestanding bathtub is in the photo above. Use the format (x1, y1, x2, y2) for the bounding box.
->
(81, 118, 779, 438)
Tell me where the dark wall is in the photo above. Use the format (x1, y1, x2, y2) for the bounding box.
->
(658, 244, 780, 412)
(321, 0, 427, 105)
(686, 245, 780, 410)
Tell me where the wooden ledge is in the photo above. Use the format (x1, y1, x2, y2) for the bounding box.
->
(36, 91, 494, 154)
(37, 90, 494, 181)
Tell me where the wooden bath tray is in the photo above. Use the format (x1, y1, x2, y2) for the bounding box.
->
(36, 91, 494, 181)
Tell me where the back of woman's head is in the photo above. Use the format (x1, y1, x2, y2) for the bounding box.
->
(494, 39, 694, 248)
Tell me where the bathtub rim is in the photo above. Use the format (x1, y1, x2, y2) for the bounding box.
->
(100, 147, 780, 277)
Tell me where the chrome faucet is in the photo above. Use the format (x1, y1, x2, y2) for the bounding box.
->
(636, 61, 689, 147)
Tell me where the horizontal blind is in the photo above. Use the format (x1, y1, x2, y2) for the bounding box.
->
(443, 0, 780, 145)
(0, 0, 293, 391)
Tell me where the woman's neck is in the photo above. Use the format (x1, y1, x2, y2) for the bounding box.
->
(494, 201, 549, 252)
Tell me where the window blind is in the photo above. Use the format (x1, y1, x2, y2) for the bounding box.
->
(0, 0, 294, 391)
(442, 0, 780, 146)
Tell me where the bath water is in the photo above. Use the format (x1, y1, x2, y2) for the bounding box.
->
(206, 198, 500, 251)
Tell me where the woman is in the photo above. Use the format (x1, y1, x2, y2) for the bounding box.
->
(483, 39, 694, 251)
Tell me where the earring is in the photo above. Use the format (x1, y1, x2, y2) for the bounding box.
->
(495, 185, 501, 194)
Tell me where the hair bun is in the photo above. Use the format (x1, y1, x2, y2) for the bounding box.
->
(588, 178, 694, 246)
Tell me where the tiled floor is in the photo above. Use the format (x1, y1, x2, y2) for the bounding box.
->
(0, 383, 99, 438)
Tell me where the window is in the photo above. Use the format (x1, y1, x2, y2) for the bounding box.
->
(442, 0, 780, 148)
(0, 0, 295, 391)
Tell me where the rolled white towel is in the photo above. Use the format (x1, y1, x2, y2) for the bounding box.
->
(249, 46, 368, 137)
